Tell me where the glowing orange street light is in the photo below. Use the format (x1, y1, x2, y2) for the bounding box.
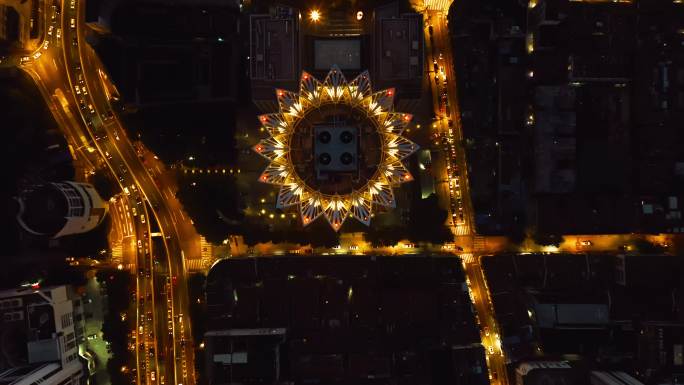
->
(309, 9, 321, 22)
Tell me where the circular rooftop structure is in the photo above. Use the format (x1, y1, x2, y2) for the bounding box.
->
(19, 184, 69, 235)
(253, 66, 418, 230)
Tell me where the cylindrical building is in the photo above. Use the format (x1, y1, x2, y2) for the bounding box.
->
(16, 181, 108, 238)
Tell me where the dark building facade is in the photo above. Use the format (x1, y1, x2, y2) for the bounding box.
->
(450, 0, 684, 236)
(204, 256, 486, 385)
(102, 1, 241, 106)
(483, 252, 684, 384)
(249, 1, 424, 113)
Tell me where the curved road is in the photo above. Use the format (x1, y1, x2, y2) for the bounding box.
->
(18, 0, 197, 384)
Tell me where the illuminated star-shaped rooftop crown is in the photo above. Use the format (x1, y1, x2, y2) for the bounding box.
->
(253, 66, 418, 231)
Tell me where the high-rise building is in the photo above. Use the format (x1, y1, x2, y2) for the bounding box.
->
(16, 181, 107, 238)
(0, 285, 86, 385)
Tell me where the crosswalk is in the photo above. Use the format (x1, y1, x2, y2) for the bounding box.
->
(111, 243, 123, 261)
(459, 253, 475, 264)
(455, 223, 470, 236)
(423, 0, 453, 12)
(473, 236, 486, 252)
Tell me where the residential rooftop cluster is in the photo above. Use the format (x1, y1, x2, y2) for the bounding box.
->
(204, 256, 487, 384)
(449, 0, 684, 237)
(248, 1, 424, 112)
(0, 285, 88, 385)
(483, 253, 684, 384)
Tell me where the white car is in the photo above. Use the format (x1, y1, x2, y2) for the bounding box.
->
(70, 18, 75, 28)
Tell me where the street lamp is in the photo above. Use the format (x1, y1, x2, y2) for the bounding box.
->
(309, 9, 321, 22)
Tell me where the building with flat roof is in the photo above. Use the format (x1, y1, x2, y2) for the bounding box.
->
(590, 371, 644, 385)
(313, 39, 361, 70)
(636, 321, 684, 384)
(515, 362, 646, 385)
(204, 256, 484, 385)
(101, 1, 241, 106)
(0, 362, 83, 385)
(249, 8, 301, 112)
(313, 125, 358, 179)
(528, 290, 610, 329)
(515, 361, 579, 385)
(0, 285, 86, 385)
(372, 3, 424, 105)
(249, 1, 424, 112)
(523, 0, 684, 235)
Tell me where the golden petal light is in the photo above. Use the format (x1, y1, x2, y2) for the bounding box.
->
(253, 66, 418, 231)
